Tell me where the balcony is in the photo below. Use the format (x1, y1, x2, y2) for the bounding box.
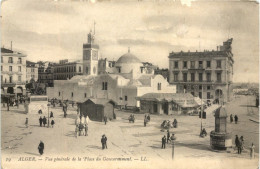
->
(17, 61, 22, 64)
(8, 61, 13, 63)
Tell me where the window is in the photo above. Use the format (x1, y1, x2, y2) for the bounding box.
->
(125, 96, 128, 101)
(102, 82, 108, 90)
(183, 73, 187, 82)
(9, 66, 12, 72)
(207, 92, 211, 99)
(18, 66, 21, 72)
(199, 92, 202, 99)
(71, 92, 73, 97)
(9, 76, 12, 83)
(79, 66, 81, 73)
(18, 76, 21, 82)
(190, 61, 195, 68)
(84, 93, 87, 98)
(199, 85, 202, 90)
(18, 58, 22, 64)
(8, 57, 13, 63)
(117, 67, 121, 73)
(157, 83, 161, 90)
(217, 73, 222, 82)
(183, 85, 187, 93)
(207, 85, 211, 90)
(31, 68, 34, 72)
(59, 92, 61, 96)
(74, 66, 76, 72)
(174, 61, 178, 68)
(140, 67, 144, 73)
(86, 67, 89, 74)
(174, 73, 178, 81)
(183, 61, 187, 68)
(206, 73, 211, 82)
(199, 73, 203, 82)
(1, 57, 3, 63)
(191, 73, 195, 82)
(207, 61, 211, 68)
(217, 60, 222, 68)
(199, 61, 203, 68)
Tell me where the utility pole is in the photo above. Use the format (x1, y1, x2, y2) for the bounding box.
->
(200, 86, 203, 133)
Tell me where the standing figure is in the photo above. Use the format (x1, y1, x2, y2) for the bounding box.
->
(167, 130, 170, 143)
(147, 114, 151, 122)
(51, 120, 55, 128)
(161, 135, 166, 149)
(144, 115, 147, 127)
(50, 111, 54, 118)
(230, 114, 233, 123)
(85, 124, 88, 136)
(234, 115, 238, 124)
(173, 119, 178, 128)
(39, 116, 43, 127)
(38, 109, 42, 114)
(104, 116, 107, 125)
(104, 135, 108, 149)
(86, 116, 90, 125)
(75, 125, 79, 138)
(25, 118, 28, 128)
(250, 143, 255, 159)
(38, 141, 44, 155)
(101, 135, 106, 149)
(240, 136, 244, 150)
(43, 116, 47, 127)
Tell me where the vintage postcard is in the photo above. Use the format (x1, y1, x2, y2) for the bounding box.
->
(1, 0, 259, 169)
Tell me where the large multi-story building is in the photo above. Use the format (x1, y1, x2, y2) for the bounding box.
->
(26, 61, 39, 83)
(53, 59, 83, 80)
(1, 47, 27, 96)
(38, 62, 54, 87)
(168, 39, 234, 103)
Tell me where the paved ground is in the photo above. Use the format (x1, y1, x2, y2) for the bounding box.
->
(1, 95, 259, 169)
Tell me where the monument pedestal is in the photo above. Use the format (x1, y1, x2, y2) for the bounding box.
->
(210, 131, 232, 150)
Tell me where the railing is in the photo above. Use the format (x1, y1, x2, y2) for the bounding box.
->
(17, 61, 22, 64)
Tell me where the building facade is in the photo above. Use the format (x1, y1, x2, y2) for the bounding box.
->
(1, 47, 27, 96)
(38, 63, 54, 87)
(168, 39, 234, 103)
(53, 59, 83, 80)
(26, 61, 39, 83)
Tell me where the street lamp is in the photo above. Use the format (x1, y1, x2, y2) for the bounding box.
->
(47, 103, 50, 128)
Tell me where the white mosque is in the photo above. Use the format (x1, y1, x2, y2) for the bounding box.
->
(47, 31, 176, 108)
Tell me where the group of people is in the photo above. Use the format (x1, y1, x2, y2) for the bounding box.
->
(162, 131, 176, 149)
(39, 110, 55, 128)
(144, 114, 151, 127)
(235, 135, 244, 154)
(230, 114, 238, 124)
(75, 115, 89, 137)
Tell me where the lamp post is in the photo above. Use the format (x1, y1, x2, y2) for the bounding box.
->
(47, 103, 50, 128)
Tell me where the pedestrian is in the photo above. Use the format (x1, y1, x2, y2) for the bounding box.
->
(234, 115, 238, 124)
(104, 116, 107, 125)
(38, 109, 42, 114)
(85, 124, 88, 136)
(235, 135, 241, 154)
(50, 111, 54, 118)
(240, 136, 244, 150)
(161, 135, 166, 149)
(51, 119, 55, 128)
(167, 130, 170, 143)
(39, 116, 43, 127)
(38, 141, 44, 155)
(101, 135, 106, 150)
(230, 114, 233, 123)
(147, 114, 151, 122)
(250, 143, 255, 159)
(43, 116, 47, 127)
(25, 118, 28, 128)
(75, 125, 79, 138)
(173, 119, 178, 128)
(86, 115, 90, 125)
(104, 135, 108, 149)
(170, 133, 176, 159)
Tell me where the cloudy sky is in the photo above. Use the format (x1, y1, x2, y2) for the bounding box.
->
(1, 0, 259, 83)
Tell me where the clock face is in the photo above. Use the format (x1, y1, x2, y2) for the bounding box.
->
(83, 50, 90, 60)
(92, 51, 98, 60)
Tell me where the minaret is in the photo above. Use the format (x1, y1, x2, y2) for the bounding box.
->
(83, 23, 99, 76)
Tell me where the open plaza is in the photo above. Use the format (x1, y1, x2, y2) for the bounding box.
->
(1, 95, 259, 169)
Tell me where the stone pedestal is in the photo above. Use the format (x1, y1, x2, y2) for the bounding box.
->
(210, 106, 232, 150)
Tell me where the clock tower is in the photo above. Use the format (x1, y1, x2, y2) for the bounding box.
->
(83, 30, 99, 76)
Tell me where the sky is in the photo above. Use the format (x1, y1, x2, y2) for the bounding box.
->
(0, 0, 259, 83)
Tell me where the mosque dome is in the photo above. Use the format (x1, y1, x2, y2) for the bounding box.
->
(116, 49, 141, 64)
